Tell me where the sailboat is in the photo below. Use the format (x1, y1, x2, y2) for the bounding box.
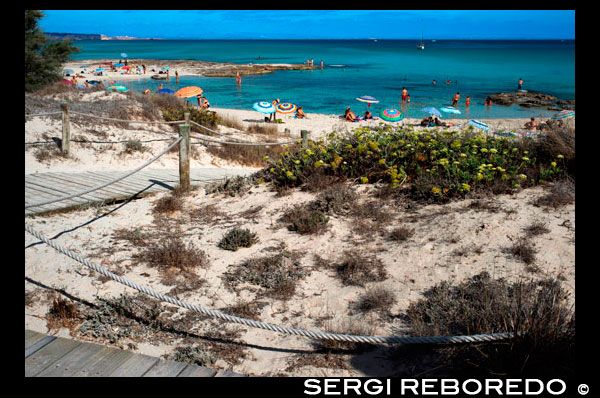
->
(417, 22, 425, 50)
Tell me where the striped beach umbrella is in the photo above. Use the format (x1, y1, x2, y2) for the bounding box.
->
(175, 86, 203, 98)
(161, 66, 170, 71)
(380, 108, 404, 122)
(356, 95, 379, 108)
(253, 101, 276, 114)
(108, 85, 129, 92)
(440, 106, 461, 114)
(276, 103, 297, 114)
(468, 120, 489, 131)
(422, 107, 443, 118)
(552, 110, 575, 120)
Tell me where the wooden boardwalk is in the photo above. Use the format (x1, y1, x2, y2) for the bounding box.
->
(25, 330, 247, 377)
(25, 168, 254, 216)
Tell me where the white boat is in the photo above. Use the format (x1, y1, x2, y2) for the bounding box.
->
(417, 22, 425, 50)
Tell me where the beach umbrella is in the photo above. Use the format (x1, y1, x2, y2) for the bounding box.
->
(108, 85, 129, 92)
(380, 108, 404, 122)
(175, 86, 203, 98)
(440, 106, 461, 115)
(468, 120, 489, 132)
(253, 101, 276, 114)
(422, 107, 443, 118)
(113, 63, 124, 67)
(95, 68, 104, 72)
(552, 110, 575, 120)
(121, 66, 131, 70)
(276, 103, 297, 114)
(161, 66, 170, 71)
(356, 95, 379, 108)
(156, 88, 175, 94)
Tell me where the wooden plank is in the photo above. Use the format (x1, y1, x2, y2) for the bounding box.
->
(25, 337, 81, 377)
(73, 346, 134, 377)
(25, 334, 57, 357)
(180, 364, 219, 377)
(35, 340, 106, 377)
(215, 369, 248, 377)
(25, 330, 46, 348)
(109, 354, 160, 377)
(27, 174, 111, 203)
(142, 359, 187, 377)
(83, 171, 159, 193)
(177, 364, 218, 377)
(70, 171, 158, 196)
(25, 184, 90, 206)
(43, 172, 137, 199)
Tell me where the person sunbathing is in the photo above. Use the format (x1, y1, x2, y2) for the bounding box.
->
(524, 117, 538, 130)
(345, 107, 357, 122)
(364, 110, 373, 120)
(295, 106, 307, 119)
(420, 116, 432, 126)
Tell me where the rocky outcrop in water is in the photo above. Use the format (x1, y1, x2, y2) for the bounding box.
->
(488, 91, 575, 111)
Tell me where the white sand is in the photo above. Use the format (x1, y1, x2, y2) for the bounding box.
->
(25, 86, 575, 377)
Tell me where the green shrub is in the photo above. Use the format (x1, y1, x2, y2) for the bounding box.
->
(262, 126, 570, 202)
(219, 228, 259, 251)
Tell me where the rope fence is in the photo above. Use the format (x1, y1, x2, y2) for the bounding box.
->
(24, 222, 513, 346)
(24, 106, 520, 348)
(25, 136, 183, 209)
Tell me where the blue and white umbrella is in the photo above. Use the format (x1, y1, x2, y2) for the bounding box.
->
(161, 66, 170, 71)
(440, 106, 461, 115)
(468, 120, 489, 131)
(253, 101, 276, 114)
(422, 107, 443, 118)
(113, 63, 124, 67)
(95, 68, 104, 72)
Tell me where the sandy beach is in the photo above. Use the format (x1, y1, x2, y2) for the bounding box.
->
(25, 85, 575, 376)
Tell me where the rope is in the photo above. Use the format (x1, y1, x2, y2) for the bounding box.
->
(69, 111, 185, 125)
(25, 137, 183, 209)
(25, 112, 63, 118)
(189, 120, 298, 146)
(24, 223, 513, 346)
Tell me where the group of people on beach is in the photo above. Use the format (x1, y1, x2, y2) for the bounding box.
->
(345, 107, 373, 122)
(265, 99, 307, 122)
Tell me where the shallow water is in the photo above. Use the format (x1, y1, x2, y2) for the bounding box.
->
(71, 39, 575, 119)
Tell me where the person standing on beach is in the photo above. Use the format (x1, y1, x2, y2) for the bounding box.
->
(270, 99, 280, 122)
(518, 78, 523, 90)
(142, 64, 146, 75)
(401, 87, 408, 103)
(167, 69, 170, 81)
(452, 92, 460, 107)
(175, 70, 179, 84)
(236, 71, 241, 86)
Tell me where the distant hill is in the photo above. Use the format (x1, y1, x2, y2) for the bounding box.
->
(45, 33, 161, 41)
(45, 32, 102, 40)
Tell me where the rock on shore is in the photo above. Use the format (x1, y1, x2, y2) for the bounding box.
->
(489, 91, 575, 111)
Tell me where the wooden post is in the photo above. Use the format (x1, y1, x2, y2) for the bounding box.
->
(301, 130, 309, 148)
(61, 103, 70, 155)
(179, 112, 191, 192)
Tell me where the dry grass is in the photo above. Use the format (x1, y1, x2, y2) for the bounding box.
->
(152, 194, 185, 215)
(387, 226, 415, 242)
(223, 251, 308, 300)
(333, 251, 388, 287)
(46, 296, 81, 331)
(218, 228, 259, 251)
(351, 286, 396, 316)
(401, 272, 575, 379)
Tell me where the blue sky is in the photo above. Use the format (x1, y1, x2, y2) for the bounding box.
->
(39, 10, 575, 40)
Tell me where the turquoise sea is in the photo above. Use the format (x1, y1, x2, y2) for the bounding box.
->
(71, 39, 575, 119)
